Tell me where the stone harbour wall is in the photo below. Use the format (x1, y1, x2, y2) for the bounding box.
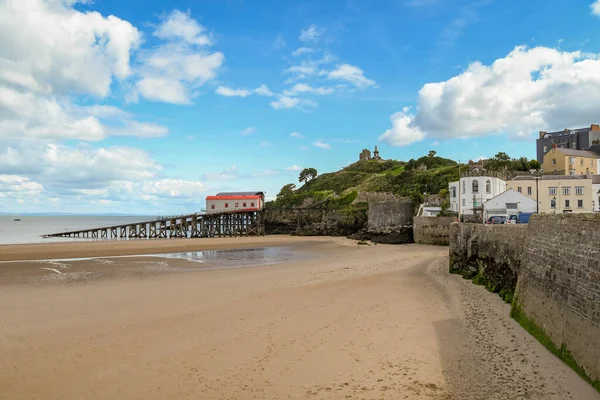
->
(449, 223, 527, 300)
(517, 214, 600, 385)
(413, 217, 455, 245)
(449, 214, 600, 387)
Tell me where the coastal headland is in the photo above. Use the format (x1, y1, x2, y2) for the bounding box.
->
(1, 237, 598, 399)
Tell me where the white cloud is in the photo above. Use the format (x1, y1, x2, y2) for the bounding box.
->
(112, 122, 169, 138)
(283, 83, 334, 96)
(215, 84, 273, 98)
(385, 46, 600, 145)
(0, 0, 140, 98)
(327, 64, 376, 89)
(241, 127, 255, 135)
(0, 175, 44, 198)
(259, 141, 271, 147)
(293, 47, 315, 56)
(153, 10, 212, 46)
(132, 11, 224, 104)
(270, 96, 317, 110)
(285, 165, 302, 171)
(299, 25, 323, 43)
(285, 63, 319, 81)
(216, 86, 252, 97)
(290, 132, 304, 138)
(313, 140, 331, 149)
(270, 96, 300, 109)
(254, 84, 274, 97)
(591, 0, 600, 15)
(378, 107, 426, 146)
(134, 46, 224, 104)
(0, 87, 168, 141)
(0, 143, 162, 195)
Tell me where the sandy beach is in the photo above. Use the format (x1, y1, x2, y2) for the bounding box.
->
(1, 237, 598, 400)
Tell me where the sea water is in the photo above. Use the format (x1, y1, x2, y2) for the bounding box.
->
(0, 216, 154, 244)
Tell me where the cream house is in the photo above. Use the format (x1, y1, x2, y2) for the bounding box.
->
(541, 145, 600, 176)
(508, 175, 594, 213)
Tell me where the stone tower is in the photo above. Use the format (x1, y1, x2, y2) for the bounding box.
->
(373, 146, 381, 160)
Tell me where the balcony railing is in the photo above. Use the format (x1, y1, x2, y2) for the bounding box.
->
(460, 170, 506, 179)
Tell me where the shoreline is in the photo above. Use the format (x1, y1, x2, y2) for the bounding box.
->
(0, 235, 343, 262)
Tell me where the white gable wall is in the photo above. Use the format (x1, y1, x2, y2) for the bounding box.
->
(483, 189, 538, 220)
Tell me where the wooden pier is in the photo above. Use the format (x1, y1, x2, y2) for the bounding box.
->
(43, 211, 264, 240)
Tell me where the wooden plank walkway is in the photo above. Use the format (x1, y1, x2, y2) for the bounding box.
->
(42, 211, 264, 240)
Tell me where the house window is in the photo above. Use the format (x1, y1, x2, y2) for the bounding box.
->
(517, 186, 522, 193)
(572, 142, 576, 149)
(211, 204, 215, 210)
(551, 199, 556, 209)
(243, 202, 247, 207)
(576, 186, 584, 195)
(527, 186, 532, 195)
(235, 202, 239, 207)
(462, 199, 466, 206)
(549, 187, 557, 195)
(225, 203, 229, 208)
(486, 180, 491, 193)
(251, 202, 255, 207)
(563, 187, 571, 195)
(543, 145, 548, 152)
(578, 199, 583, 208)
(451, 187, 456, 198)
(472, 180, 479, 194)
(565, 199, 570, 208)
(570, 157, 576, 165)
(581, 159, 584, 166)
(552, 158, 556, 165)
(570, 170, 576, 176)
(462, 180, 466, 194)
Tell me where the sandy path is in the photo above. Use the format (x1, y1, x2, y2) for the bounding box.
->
(0, 238, 598, 399)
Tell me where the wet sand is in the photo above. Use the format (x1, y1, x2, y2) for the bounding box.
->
(0, 237, 598, 399)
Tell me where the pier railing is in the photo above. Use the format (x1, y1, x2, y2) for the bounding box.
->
(42, 210, 264, 240)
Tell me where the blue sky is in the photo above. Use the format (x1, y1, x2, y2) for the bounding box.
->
(1, 0, 600, 214)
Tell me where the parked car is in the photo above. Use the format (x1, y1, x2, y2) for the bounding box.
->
(486, 216, 506, 224)
(507, 212, 535, 224)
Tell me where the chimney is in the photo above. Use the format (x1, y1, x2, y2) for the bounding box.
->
(591, 124, 600, 131)
(552, 143, 557, 149)
(539, 131, 547, 139)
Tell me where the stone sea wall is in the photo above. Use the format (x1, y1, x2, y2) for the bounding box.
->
(413, 217, 455, 245)
(517, 214, 600, 386)
(449, 214, 600, 388)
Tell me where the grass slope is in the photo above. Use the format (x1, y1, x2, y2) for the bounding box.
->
(296, 157, 458, 206)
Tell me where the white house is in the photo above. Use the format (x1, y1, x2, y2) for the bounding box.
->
(416, 205, 442, 217)
(449, 173, 507, 216)
(482, 189, 538, 220)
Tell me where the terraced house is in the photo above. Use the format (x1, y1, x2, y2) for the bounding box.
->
(508, 175, 600, 213)
(541, 145, 600, 176)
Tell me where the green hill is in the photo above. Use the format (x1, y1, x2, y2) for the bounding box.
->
(272, 155, 460, 209)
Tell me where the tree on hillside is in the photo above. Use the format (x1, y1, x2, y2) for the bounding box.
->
(299, 168, 318, 183)
(276, 183, 296, 206)
(485, 152, 512, 172)
(428, 150, 437, 158)
(529, 159, 541, 170)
